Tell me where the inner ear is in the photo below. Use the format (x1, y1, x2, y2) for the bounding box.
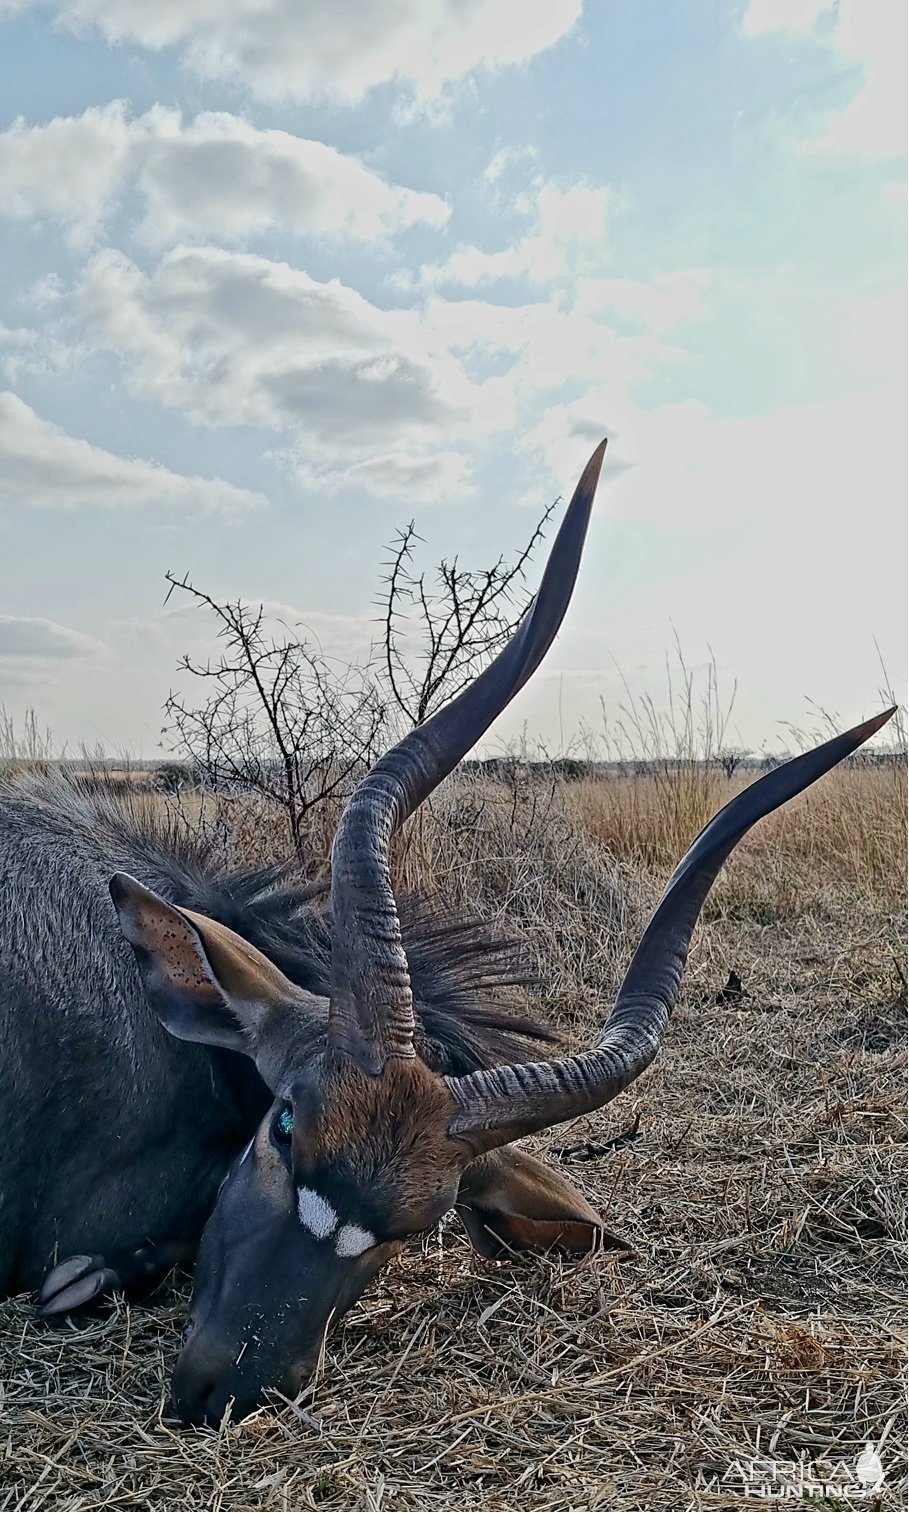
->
(110, 873, 298, 1056)
(456, 1145, 630, 1259)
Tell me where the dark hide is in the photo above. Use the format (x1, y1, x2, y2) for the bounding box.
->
(0, 772, 554, 1295)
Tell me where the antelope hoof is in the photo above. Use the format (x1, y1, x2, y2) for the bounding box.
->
(38, 1254, 122, 1315)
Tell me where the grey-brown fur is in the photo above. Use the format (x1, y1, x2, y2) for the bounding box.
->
(0, 771, 551, 1295)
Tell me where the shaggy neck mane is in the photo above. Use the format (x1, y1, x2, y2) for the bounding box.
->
(4, 769, 557, 1077)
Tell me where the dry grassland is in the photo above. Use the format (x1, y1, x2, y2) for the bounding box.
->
(1, 758, 906, 1511)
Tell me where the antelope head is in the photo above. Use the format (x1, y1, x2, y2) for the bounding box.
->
(110, 440, 894, 1425)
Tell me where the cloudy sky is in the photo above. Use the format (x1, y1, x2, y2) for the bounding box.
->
(0, 0, 905, 759)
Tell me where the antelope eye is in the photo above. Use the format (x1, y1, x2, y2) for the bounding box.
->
(271, 1104, 294, 1147)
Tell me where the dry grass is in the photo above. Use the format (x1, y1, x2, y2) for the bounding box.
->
(1, 760, 906, 1511)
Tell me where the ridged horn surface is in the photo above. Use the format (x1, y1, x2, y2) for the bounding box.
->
(328, 442, 608, 1074)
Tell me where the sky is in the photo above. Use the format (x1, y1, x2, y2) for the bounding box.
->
(0, 0, 905, 759)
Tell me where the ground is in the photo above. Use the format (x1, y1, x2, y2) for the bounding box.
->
(1, 761, 905, 1511)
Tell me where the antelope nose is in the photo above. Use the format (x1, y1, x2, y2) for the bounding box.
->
(169, 1377, 217, 1427)
(170, 1377, 264, 1428)
(169, 1356, 219, 1426)
(169, 1340, 297, 1427)
(170, 1323, 319, 1426)
(169, 1338, 240, 1426)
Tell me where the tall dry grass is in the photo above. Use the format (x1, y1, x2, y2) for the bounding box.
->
(158, 729, 906, 933)
(0, 705, 56, 775)
(563, 759, 906, 907)
(169, 745, 904, 1062)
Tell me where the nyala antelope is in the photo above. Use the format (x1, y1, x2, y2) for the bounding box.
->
(0, 442, 893, 1425)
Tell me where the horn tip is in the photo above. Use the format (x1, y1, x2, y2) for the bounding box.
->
(856, 706, 898, 742)
(576, 437, 608, 500)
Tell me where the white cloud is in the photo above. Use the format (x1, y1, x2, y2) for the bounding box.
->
(0, 614, 104, 661)
(410, 166, 698, 424)
(285, 447, 473, 503)
(0, 101, 132, 248)
(63, 240, 692, 499)
(0, 391, 265, 511)
(12, 0, 583, 106)
(136, 110, 449, 246)
(69, 240, 695, 500)
(0, 318, 83, 382)
(422, 292, 684, 411)
(0, 102, 449, 248)
(519, 395, 629, 487)
(742, 0, 829, 35)
(570, 384, 905, 543)
(574, 270, 712, 335)
(20, 274, 66, 311)
(483, 145, 538, 187)
(518, 263, 907, 495)
(74, 246, 498, 480)
(743, 0, 905, 159)
(419, 177, 611, 288)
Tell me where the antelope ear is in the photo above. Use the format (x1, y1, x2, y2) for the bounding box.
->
(109, 872, 299, 1055)
(456, 1146, 629, 1258)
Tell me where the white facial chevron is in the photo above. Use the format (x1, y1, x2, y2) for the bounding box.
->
(296, 1186, 338, 1239)
(297, 1185, 375, 1256)
(335, 1221, 375, 1258)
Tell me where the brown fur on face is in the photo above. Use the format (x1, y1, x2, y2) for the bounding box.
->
(290, 1051, 469, 1238)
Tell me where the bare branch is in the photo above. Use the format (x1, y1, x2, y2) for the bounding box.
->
(378, 501, 555, 727)
(164, 576, 387, 861)
(163, 498, 555, 857)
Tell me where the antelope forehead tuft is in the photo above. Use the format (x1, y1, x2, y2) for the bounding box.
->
(296, 1185, 339, 1239)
